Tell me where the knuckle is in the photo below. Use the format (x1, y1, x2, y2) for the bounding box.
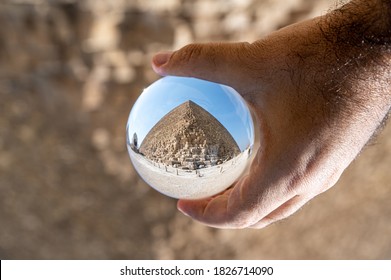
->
(242, 40, 268, 69)
(229, 219, 253, 229)
(174, 43, 204, 63)
(226, 207, 261, 229)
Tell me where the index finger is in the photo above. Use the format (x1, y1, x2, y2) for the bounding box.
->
(177, 165, 295, 229)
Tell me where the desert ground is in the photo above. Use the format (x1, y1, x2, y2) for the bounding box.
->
(129, 149, 249, 199)
(1, 0, 390, 259)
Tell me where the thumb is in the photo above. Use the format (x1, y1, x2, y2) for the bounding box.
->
(152, 42, 255, 93)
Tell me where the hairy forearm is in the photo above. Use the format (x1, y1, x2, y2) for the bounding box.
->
(317, 0, 391, 128)
(329, 0, 391, 46)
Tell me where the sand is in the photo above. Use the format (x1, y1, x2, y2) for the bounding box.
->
(129, 148, 250, 199)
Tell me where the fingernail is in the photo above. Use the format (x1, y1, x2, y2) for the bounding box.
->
(177, 202, 190, 217)
(179, 209, 190, 217)
(153, 51, 172, 67)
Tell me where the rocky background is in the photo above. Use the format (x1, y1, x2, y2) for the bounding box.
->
(1, 0, 390, 259)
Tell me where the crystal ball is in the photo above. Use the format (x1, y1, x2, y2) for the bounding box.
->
(126, 76, 255, 199)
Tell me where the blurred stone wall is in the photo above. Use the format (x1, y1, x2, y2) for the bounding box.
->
(1, 0, 390, 259)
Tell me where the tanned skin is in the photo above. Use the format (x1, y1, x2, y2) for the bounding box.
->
(152, 0, 391, 229)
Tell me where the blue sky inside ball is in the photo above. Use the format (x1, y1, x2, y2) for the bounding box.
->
(127, 76, 254, 151)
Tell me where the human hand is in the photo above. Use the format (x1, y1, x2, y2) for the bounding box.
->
(151, 0, 391, 229)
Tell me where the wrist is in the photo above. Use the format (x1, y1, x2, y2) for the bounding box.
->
(327, 0, 391, 45)
(316, 0, 391, 126)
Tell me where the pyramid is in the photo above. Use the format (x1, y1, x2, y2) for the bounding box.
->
(139, 100, 241, 169)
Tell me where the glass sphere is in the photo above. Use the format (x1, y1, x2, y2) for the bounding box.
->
(126, 76, 254, 199)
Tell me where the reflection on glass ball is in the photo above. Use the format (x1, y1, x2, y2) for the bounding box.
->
(126, 76, 255, 199)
